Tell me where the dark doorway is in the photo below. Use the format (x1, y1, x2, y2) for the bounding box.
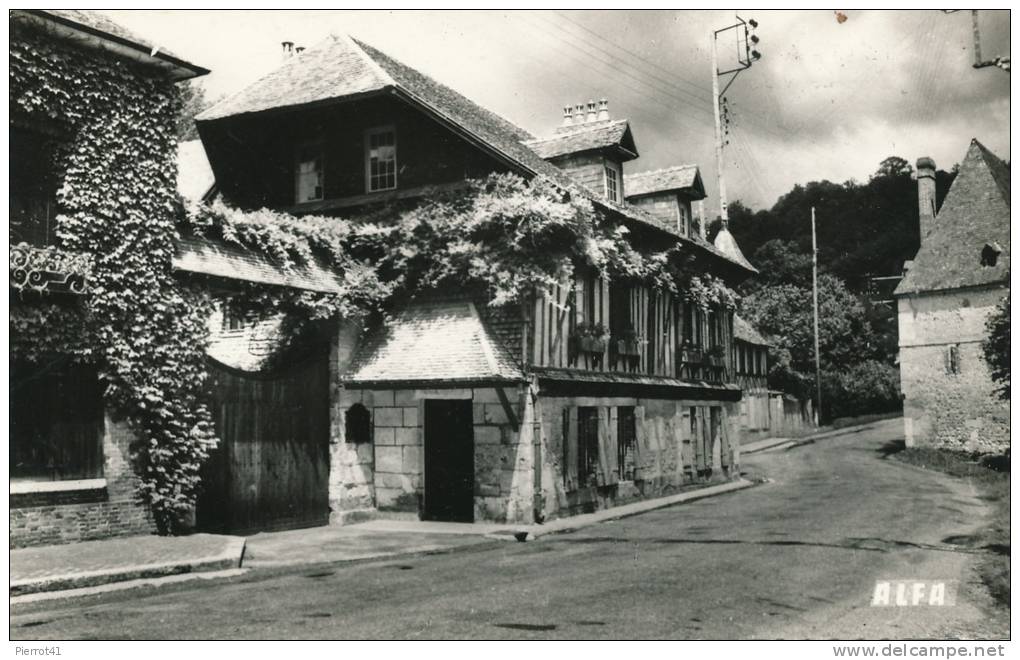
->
(196, 352, 330, 535)
(423, 399, 474, 522)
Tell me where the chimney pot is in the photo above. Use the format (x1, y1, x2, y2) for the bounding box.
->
(573, 103, 585, 125)
(295, 46, 306, 55)
(562, 105, 574, 127)
(586, 99, 598, 123)
(281, 41, 294, 61)
(916, 156, 936, 244)
(597, 98, 610, 121)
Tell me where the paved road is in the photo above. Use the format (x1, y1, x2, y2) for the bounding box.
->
(10, 419, 1004, 640)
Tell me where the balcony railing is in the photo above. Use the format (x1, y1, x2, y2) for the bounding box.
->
(10, 243, 91, 295)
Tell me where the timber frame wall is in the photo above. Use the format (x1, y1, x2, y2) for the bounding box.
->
(529, 272, 734, 382)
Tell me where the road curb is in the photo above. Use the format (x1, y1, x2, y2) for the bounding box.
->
(10, 537, 246, 597)
(485, 479, 757, 541)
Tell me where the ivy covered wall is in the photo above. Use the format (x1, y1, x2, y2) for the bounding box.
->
(10, 22, 216, 534)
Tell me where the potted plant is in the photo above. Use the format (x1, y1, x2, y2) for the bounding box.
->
(573, 322, 609, 354)
(616, 325, 642, 357)
(706, 343, 727, 366)
(682, 341, 704, 365)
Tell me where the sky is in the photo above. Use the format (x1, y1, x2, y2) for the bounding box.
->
(106, 9, 1010, 216)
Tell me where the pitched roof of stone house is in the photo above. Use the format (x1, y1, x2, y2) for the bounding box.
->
(733, 314, 769, 346)
(524, 119, 637, 161)
(173, 236, 344, 294)
(895, 139, 1010, 296)
(196, 34, 753, 275)
(343, 301, 526, 385)
(16, 10, 208, 80)
(625, 165, 706, 200)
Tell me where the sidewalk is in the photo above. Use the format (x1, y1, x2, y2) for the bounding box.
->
(11, 478, 756, 599)
(741, 417, 897, 455)
(10, 533, 245, 597)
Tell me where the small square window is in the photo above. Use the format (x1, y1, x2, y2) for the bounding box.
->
(295, 143, 324, 203)
(366, 127, 397, 192)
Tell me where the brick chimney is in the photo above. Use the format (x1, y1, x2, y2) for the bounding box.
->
(916, 157, 936, 243)
(585, 100, 597, 123)
(596, 98, 609, 121)
(281, 40, 294, 61)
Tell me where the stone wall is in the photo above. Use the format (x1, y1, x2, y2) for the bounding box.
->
(536, 392, 740, 520)
(10, 415, 153, 548)
(898, 286, 1009, 453)
(332, 385, 533, 524)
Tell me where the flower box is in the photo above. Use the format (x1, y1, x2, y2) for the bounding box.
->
(577, 336, 607, 354)
(616, 339, 642, 356)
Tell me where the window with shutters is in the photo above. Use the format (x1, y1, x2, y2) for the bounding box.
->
(577, 406, 599, 488)
(617, 406, 637, 480)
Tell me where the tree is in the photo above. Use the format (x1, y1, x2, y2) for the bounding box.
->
(740, 274, 879, 407)
(983, 294, 1010, 400)
(872, 156, 913, 180)
(176, 80, 210, 141)
(742, 239, 812, 292)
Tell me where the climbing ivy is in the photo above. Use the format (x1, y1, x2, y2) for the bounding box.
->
(10, 23, 216, 534)
(10, 20, 738, 535)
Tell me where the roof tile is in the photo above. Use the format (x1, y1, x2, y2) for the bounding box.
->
(344, 301, 526, 384)
(895, 139, 1010, 295)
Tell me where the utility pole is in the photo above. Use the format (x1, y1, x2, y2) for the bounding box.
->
(711, 16, 761, 224)
(812, 207, 822, 425)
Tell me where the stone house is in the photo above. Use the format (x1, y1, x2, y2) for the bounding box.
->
(189, 34, 759, 529)
(894, 140, 1010, 453)
(9, 10, 210, 547)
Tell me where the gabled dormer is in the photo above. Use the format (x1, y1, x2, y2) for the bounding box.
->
(623, 165, 706, 237)
(524, 100, 638, 203)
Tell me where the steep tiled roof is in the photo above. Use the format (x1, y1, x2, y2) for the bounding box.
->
(895, 139, 1010, 296)
(177, 140, 216, 204)
(524, 119, 637, 160)
(344, 301, 526, 385)
(625, 165, 705, 199)
(197, 35, 754, 275)
(173, 236, 344, 294)
(19, 10, 208, 79)
(733, 314, 769, 346)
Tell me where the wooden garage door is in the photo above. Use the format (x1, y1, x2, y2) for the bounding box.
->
(196, 353, 330, 535)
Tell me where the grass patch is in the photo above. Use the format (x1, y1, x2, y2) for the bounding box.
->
(892, 446, 1010, 610)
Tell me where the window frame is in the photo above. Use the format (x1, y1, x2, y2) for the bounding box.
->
(603, 160, 621, 202)
(364, 125, 398, 193)
(294, 140, 325, 204)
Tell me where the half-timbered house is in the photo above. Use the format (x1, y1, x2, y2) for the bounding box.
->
(192, 34, 758, 528)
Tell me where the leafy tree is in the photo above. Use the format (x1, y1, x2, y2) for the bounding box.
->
(740, 274, 879, 414)
(742, 239, 812, 292)
(175, 80, 210, 141)
(983, 294, 1010, 400)
(872, 156, 913, 179)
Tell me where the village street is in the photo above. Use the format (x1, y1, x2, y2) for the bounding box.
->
(11, 419, 1003, 640)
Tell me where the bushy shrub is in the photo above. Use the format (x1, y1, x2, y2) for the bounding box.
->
(822, 360, 902, 420)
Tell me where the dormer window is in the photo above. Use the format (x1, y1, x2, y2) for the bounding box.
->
(366, 126, 397, 192)
(295, 142, 324, 203)
(604, 161, 621, 202)
(678, 203, 689, 236)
